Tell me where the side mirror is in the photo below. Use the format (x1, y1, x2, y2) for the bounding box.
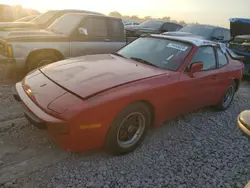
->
(188, 61, 203, 77)
(78, 27, 88, 36)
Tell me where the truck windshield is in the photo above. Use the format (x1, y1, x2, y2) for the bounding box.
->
(30, 10, 58, 25)
(139, 20, 164, 29)
(179, 24, 215, 38)
(47, 14, 83, 35)
(117, 37, 192, 71)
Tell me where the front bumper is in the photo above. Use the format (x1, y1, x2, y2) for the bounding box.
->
(12, 82, 68, 133)
(237, 112, 250, 137)
(0, 54, 26, 70)
(0, 54, 15, 64)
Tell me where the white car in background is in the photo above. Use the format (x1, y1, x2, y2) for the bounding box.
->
(122, 19, 140, 26)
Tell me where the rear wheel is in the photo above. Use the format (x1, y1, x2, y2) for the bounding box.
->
(215, 81, 236, 111)
(27, 52, 61, 72)
(105, 102, 152, 155)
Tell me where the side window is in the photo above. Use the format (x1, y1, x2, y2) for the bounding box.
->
(162, 23, 171, 32)
(84, 17, 107, 37)
(216, 48, 228, 67)
(191, 46, 216, 71)
(107, 19, 124, 37)
(223, 29, 231, 41)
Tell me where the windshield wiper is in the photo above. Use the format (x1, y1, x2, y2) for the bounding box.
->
(112, 52, 128, 59)
(130, 57, 158, 67)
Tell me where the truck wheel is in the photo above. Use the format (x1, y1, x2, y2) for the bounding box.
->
(215, 81, 236, 111)
(27, 52, 61, 72)
(105, 102, 152, 155)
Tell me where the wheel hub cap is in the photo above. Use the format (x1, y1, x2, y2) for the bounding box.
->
(117, 112, 146, 148)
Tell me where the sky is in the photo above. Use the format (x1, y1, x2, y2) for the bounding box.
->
(3, 0, 250, 27)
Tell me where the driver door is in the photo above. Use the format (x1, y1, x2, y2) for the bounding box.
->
(179, 46, 220, 112)
(69, 16, 111, 57)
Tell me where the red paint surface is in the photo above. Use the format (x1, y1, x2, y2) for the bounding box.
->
(18, 44, 244, 152)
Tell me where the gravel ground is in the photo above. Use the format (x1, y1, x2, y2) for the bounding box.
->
(0, 69, 250, 188)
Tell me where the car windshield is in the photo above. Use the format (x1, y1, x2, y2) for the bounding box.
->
(47, 14, 83, 35)
(30, 10, 58, 24)
(117, 37, 192, 71)
(139, 20, 164, 29)
(179, 24, 215, 37)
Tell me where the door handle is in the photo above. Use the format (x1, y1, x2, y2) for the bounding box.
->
(104, 38, 111, 42)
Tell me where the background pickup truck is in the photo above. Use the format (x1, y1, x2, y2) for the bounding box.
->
(0, 9, 103, 37)
(0, 13, 127, 73)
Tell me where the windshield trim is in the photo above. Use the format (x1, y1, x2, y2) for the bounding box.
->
(117, 36, 194, 72)
(47, 14, 84, 36)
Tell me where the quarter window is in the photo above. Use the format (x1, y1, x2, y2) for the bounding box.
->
(191, 46, 216, 71)
(217, 48, 228, 67)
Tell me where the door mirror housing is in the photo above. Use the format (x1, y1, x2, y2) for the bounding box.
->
(189, 61, 203, 77)
(78, 27, 88, 36)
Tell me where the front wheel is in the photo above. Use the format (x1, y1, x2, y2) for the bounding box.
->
(27, 52, 61, 72)
(105, 102, 152, 155)
(215, 82, 236, 111)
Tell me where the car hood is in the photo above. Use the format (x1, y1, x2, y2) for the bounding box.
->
(40, 54, 167, 99)
(0, 22, 37, 31)
(4, 29, 68, 41)
(163, 31, 207, 39)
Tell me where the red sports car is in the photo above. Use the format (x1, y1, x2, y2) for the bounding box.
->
(12, 35, 244, 155)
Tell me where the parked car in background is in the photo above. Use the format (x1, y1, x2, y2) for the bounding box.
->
(14, 15, 39, 22)
(228, 18, 250, 77)
(163, 24, 231, 43)
(238, 110, 250, 137)
(12, 34, 243, 155)
(122, 19, 140, 26)
(0, 4, 15, 22)
(0, 13, 126, 73)
(125, 20, 182, 37)
(0, 9, 104, 36)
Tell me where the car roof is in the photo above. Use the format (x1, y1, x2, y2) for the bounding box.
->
(229, 18, 250, 24)
(184, 23, 229, 30)
(149, 34, 221, 47)
(48, 9, 104, 15)
(145, 20, 182, 26)
(61, 12, 121, 20)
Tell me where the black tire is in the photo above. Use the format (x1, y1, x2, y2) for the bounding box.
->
(105, 102, 152, 155)
(215, 81, 236, 111)
(27, 51, 61, 72)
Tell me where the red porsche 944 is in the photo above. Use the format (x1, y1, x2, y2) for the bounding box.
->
(12, 35, 244, 155)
